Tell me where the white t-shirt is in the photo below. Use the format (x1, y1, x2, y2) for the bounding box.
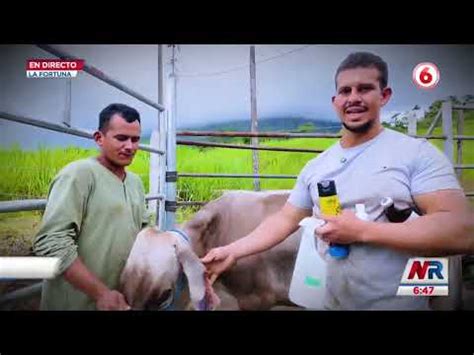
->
(288, 128, 461, 310)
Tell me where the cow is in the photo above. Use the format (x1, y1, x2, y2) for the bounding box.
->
(120, 190, 302, 310)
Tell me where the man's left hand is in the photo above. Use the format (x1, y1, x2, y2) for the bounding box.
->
(315, 209, 368, 244)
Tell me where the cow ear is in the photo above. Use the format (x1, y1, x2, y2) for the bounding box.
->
(120, 229, 156, 309)
(176, 241, 206, 308)
(175, 241, 219, 310)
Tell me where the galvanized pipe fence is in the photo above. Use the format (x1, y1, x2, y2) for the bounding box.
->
(0, 44, 175, 307)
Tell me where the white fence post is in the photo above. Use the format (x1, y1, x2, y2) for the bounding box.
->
(408, 111, 417, 136)
(149, 129, 160, 215)
(156, 44, 167, 230)
(63, 78, 72, 127)
(158, 111, 167, 230)
(164, 46, 178, 230)
(442, 101, 454, 161)
(456, 109, 464, 181)
(250, 45, 260, 191)
(431, 100, 463, 310)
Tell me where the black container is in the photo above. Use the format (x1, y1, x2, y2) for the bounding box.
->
(381, 198, 420, 223)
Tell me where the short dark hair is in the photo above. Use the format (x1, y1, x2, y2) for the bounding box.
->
(335, 52, 389, 89)
(98, 103, 141, 132)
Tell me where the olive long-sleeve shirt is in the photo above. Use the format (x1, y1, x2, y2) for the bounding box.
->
(34, 157, 149, 310)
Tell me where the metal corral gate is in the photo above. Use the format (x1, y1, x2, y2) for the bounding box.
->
(0, 45, 177, 306)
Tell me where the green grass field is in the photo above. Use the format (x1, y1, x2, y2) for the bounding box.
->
(1, 113, 473, 256)
(0, 138, 335, 202)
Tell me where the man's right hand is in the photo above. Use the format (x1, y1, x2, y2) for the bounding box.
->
(95, 290, 131, 311)
(201, 246, 237, 284)
(63, 258, 131, 311)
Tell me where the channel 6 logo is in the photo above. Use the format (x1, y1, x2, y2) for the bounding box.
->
(412, 62, 440, 90)
(397, 257, 449, 296)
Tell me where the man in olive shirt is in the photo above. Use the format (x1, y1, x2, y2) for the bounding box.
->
(34, 103, 149, 310)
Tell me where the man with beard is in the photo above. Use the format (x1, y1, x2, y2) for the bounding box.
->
(201, 52, 474, 310)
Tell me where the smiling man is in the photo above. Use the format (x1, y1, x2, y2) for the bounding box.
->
(34, 103, 149, 310)
(202, 52, 474, 310)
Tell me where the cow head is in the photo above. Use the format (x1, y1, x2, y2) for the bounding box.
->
(120, 227, 220, 310)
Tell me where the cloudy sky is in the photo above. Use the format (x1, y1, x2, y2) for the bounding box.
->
(0, 44, 473, 149)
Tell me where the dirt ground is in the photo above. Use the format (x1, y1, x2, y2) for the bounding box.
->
(0, 280, 41, 311)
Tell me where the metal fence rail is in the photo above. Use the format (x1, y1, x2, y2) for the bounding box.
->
(0, 283, 42, 308)
(454, 164, 474, 169)
(177, 130, 452, 140)
(176, 201, 207, 207)
(177, 130, 343, 139)
(0, 111, 165, 155)
(179, 173, 297, 179)
(177, 139, 324, 153)
(454, 136, 474, 140)
(0, 200, 47, 213)
(37, 45, 166, 112)
(0, 194, 165, 214)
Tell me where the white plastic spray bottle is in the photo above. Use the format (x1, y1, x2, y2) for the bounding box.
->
(289, 204, 370, 309)
(288, 216, 327, 309)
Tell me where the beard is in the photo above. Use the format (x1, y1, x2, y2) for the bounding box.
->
(342, 119, 374, 134)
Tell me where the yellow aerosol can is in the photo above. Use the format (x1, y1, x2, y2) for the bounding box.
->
(317, 180, 349, 259)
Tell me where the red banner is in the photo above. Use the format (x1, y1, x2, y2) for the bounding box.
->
(26, 59, 85, 71)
